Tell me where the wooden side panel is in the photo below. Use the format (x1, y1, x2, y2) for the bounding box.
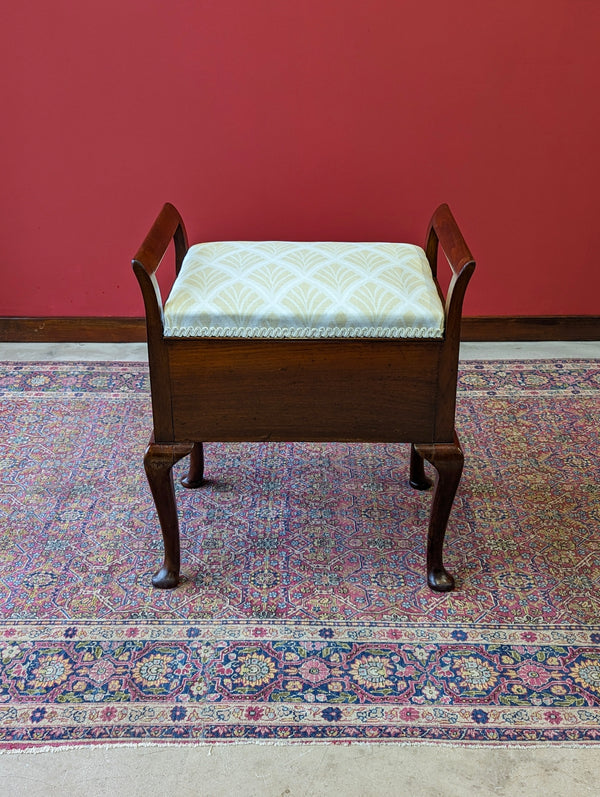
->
(166, 339, 444, 443)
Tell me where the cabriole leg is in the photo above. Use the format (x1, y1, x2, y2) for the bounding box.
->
(181, 442, 205, 488)
(409, 443, 433, 490)
(144, 440, 193, 589)
(414, 433, 464, 593)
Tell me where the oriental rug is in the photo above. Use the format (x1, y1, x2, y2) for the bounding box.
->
(0, 360, 599, 749)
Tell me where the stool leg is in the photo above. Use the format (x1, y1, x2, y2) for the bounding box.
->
(181, 442, 205, 488)
(414, 433, 464, 592)
(409, 444, 433, 490)
(144, 440, 193, 589)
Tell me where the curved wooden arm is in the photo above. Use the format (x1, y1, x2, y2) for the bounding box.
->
(425, 203, 474, 277)
(133, 202, 189, 277)
(132, 203, 189, 336)
(132, 204, 190, 439)
(425, 204, 476, 340)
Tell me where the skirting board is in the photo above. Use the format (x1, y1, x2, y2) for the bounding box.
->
(0, 316, 599, 343)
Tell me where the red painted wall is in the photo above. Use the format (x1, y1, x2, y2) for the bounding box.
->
(2, 0, 599, 317)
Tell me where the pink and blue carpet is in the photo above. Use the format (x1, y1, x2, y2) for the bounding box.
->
(0, 360, 599, 748)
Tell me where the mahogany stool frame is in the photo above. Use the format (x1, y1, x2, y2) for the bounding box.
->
(132, 203, 475, 592)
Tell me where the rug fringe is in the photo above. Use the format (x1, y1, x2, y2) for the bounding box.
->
(3, 738, 600, 756)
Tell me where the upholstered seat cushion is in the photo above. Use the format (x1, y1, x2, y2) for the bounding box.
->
(163, 241, 445, 339)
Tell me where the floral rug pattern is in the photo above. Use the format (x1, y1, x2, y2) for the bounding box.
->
(0, 360, 599, 747)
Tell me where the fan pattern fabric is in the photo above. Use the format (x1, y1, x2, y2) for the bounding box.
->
(163, 241, 445, 339)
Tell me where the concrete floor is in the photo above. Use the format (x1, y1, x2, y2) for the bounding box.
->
(4, 743, 600, 797)
(1, 341, 599, 796)
(1, 340, 600, 362)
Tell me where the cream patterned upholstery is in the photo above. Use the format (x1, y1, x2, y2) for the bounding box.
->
(163, 241, 445, 339)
